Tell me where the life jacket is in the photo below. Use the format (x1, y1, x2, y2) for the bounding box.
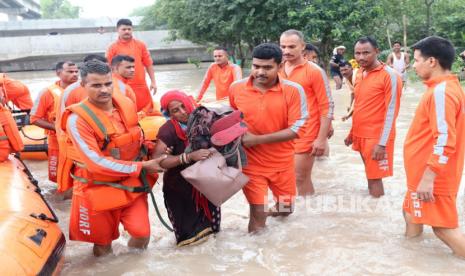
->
(113, 78, 131, 101)
(60, 92, 155, 211)
(47, 83, 63, 123)
(0, 103, 24, 154)
(55, 79, 137, 193)
(55, 83, 83, 192)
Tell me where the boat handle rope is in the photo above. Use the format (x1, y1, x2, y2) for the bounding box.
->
(13, 153, 60, 223)
(20, 127, 47, 141)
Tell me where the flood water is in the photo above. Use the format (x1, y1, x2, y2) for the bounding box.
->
(10, 64, 465, 275)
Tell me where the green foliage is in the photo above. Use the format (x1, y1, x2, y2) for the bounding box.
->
(287, 0, 384, 63)
(40, 0, 81, 19)
(187, 57, 201, 69)
(140, 0, 465, 66)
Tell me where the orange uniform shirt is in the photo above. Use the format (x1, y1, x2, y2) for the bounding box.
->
(55, 82, 87, 136)
(0, 76, 33, 110)
(229, 77, 308, 172)
(30, 81, 63, 135)
(107, 38, 154, 111)
(66, 109, 143, 184)
(352, 63, 402, 146)
(197, 62, 242, 101)
(280, 61, 334, 150)
(404, 74, 465, 195)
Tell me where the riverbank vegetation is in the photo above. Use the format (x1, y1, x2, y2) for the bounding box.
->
(138, 0, 465, 71)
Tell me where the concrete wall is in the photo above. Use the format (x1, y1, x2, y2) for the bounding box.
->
(0, 30, 213, 72)
(0, 16, 142, 36)
(0, 48, 212, 72)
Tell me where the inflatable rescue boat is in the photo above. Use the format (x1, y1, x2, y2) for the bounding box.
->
(0, 155, 65, 275)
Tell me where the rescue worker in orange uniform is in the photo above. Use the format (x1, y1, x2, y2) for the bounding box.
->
(196, 47, 242, 102)
(30, 61, 79, 182)
(106, 18, 157, 112)
(0, 73, 33, 111)
(344, 36, 402, 198)
(110, 54, 137, 104)
(279, 29, 334, 196)
(402, 36, 465, 258)
(56, 55, 136, 195)
(229, 43, 308, 233)
(62, 60, 166, 257)
(56, 55, 110, 132)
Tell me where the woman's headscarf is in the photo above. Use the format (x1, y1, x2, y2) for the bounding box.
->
(160, 90, 196, 145)
(160, 90, 195, 116)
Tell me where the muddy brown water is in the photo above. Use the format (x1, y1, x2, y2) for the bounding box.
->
(9, 64, 465, 275)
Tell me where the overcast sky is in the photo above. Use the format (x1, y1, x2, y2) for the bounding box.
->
(69, 0, 155, 18)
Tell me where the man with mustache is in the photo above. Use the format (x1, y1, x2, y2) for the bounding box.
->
(229, 43, 308, 232)
(62, 60, 165, 256)
(279, 29, 334, 196)
(344, 36, 402, 197)
(30, 61, 79, 182)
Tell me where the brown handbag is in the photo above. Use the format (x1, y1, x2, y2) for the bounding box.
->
(181, 147, 249, 207)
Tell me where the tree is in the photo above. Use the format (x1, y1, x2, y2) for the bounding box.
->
(40, 0, 81, 19)
(142, 0, 301, 66)
(141, 0, 465, 67)
(425, 0, 434, 36)
(287, 0, 384, 65)
(143, 0, 384, 66)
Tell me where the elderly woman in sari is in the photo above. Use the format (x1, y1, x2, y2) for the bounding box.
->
(153, 90, 221, 247)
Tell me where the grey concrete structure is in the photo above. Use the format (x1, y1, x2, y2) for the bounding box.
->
(0, 30, 212, 72)
(0, 0, 40, 20)
(0, 16, 142, 37)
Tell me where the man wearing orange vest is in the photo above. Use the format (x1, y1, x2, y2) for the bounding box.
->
(196, 47, 242, 102)
(403, 36, 465, 257)
(30, 61, 79, 182)
(110, 54, 137, 104)
(62, 60, 165, 256)
(0, 73, 33, 111)
(107, 18, 156, 112)
(55, 55, 137, 195)
(279, 29, 334, 196)
(344, 36, 402, 198)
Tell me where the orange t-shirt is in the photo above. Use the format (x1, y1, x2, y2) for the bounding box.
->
(280, 61, 334, 144)
(107, 38, 154, 110)
(30, 81, 63, 137)
(404, 74, 465, 195)
(197, 62, 242, 101)
(1, 77, 33, 110)
(352, 63, 402, 146)
(229, 76, 308, 172)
